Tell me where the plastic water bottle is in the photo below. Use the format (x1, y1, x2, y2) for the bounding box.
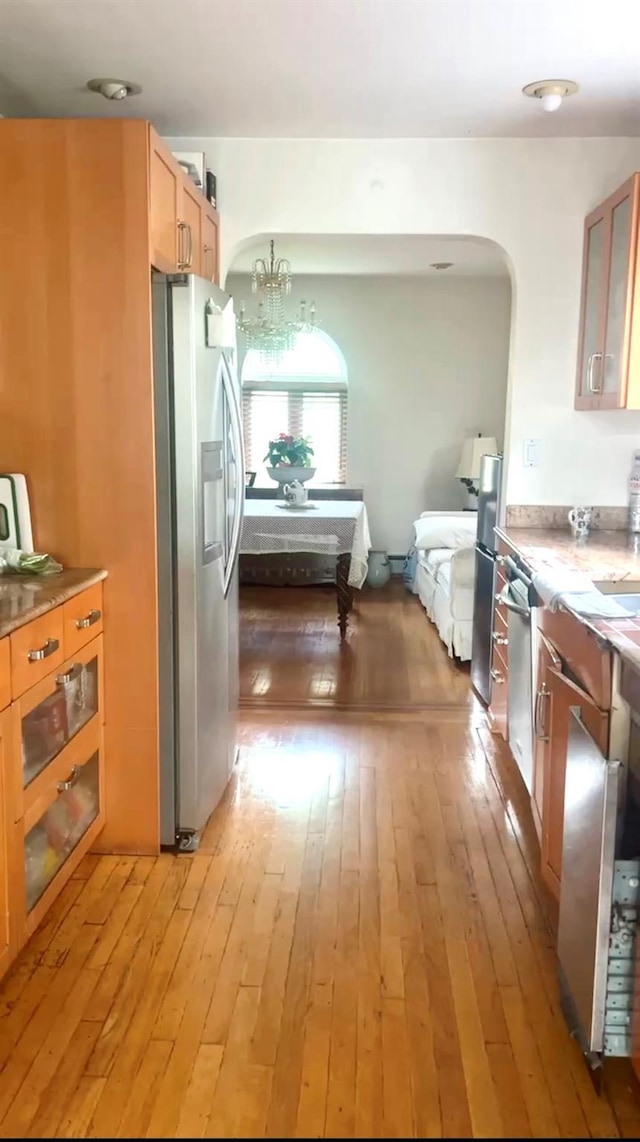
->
(629, 449, 640, 533)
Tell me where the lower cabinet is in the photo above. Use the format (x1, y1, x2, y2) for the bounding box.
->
(20, 723, 104, 940)
(0, 709, 17, 977)
(535, 652, 609, 901)
(0, 582, 106, 982)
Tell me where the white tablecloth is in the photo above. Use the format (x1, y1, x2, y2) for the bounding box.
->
(241, 500, 372, 588)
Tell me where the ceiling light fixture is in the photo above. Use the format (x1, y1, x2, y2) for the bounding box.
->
(522, 79, 579, 112)
(236, 240, 319, 364)
(86, 77, 142, 101)
(430, 262, 453, 270)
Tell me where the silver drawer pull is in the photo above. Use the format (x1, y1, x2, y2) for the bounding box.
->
(57, 765, 81, 793)
(490, 667, 505, 683)
(76, 609, 101, 630)
(28, 637, 59, 662)
(56, 662, 83, 686)
(492, 633, 508, 646)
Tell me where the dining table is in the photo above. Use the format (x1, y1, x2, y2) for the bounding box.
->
(240, 499, 372, 637)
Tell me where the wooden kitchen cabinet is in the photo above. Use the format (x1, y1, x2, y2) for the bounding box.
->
(179, 176, 202, 276)
(0, 708, 18, 978)
(149, 129, 181, 272)
(0, 583, 106, 982)
(540, 667, 609, 901)
(148, 126, 218, 281)
(575, 172, 640, 410)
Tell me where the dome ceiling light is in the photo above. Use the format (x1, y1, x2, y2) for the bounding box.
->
(86, 78, 142, 101)
(522, 79, 579, 112)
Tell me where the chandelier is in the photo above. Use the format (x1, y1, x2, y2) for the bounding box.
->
(236, 239, 318, 364)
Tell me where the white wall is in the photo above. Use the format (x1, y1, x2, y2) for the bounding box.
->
(228, 272, 511, 552)
(167, 136, 640, 508)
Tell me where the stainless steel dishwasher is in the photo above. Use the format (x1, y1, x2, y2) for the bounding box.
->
(557, 708, 638, 1079)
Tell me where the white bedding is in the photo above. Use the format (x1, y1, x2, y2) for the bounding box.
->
(412, 546, 474, 660)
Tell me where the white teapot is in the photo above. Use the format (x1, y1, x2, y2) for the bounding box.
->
(283, 479, 308, 506)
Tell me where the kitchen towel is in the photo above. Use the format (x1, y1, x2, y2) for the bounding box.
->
(532, 568, 597, 611)
(558, 591, 635, 619)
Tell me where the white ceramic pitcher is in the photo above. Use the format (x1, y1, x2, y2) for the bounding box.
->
(283, 479, 308, 506)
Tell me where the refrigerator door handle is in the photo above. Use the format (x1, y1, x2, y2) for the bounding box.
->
(221, 359, 245, 597)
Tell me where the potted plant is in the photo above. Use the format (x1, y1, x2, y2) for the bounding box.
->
(264, 433, 316, 487)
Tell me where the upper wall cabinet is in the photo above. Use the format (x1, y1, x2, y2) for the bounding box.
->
(148, 127, 219, 281)
(576, 172, 640, 410)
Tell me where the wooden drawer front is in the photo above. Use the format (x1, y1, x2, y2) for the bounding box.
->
(10, 609, 64, 699)
(540, 607, 611, 709)
(63, 584, 103, 657)
(492, 616, 509, 663)
(491, 644, 508, 684)
(0, 638, 10, 712)
(15, 635, 103, 819)
(20, 721, 104, 940)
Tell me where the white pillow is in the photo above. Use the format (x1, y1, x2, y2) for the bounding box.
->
(413, 514, 477, 550)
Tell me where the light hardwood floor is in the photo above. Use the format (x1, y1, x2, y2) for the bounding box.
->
(240, 581, 472, 709)
(1, 586, 640, 1136)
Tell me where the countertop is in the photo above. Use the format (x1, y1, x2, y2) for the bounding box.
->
(0, 569, 107, 639)
(496, 527, 640, 582)
(496, 526, 640, 667)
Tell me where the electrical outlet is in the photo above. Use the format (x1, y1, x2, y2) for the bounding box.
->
(523, 439, 541, 468)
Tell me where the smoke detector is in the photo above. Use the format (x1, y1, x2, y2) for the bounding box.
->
(86, 78, 142, 101)
(522, 79, 579, 112)
(430, 262, 453, 271)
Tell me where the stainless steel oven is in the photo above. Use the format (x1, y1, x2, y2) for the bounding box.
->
(500, 556, 536, 793)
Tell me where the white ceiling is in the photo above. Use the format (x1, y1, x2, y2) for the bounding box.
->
(228, 235, 509, 276)
(0, 0, 638, 138)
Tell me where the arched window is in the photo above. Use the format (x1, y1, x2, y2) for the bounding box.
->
(241, 329, 348, 485)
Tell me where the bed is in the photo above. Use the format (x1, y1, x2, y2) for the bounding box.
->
(409, 512, 477, 661)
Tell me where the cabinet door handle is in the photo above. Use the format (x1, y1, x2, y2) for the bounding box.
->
(534, 683, 550, 741)
(492, 632, 508, 646)
(490, 666, 505, 684)
(186, 223, 193, 268)
(76, 609, 101, 630)
(56, 662, 84, 686)
(57, 764, 81, 793)
(177, 220, 188, 268)
(587, 351, 603, 394)
(204, 244, 212, 279)
(27, 637, 59, 662)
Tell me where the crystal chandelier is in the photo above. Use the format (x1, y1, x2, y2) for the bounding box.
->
(236, 239, 318, 364)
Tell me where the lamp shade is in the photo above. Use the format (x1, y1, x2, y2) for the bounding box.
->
(455, 435, 498, 480)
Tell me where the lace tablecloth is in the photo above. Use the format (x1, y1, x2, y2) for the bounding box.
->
(241, 501, 372, 588)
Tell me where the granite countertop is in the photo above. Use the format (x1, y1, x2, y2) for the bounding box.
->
(496, 526, 640, 666)
(496, 526, 640, 582)
(0, 569, 107, 639)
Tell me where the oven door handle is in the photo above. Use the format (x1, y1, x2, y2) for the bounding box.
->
(497, 582, 531, 619)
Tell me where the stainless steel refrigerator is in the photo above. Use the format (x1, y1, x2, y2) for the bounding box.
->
(470, 453, 503, 705)
(152, 273, 245, 851)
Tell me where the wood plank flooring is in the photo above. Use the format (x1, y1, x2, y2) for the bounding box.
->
(1, 710, 640, 1136)
(2, 584, 640, 1136)
(240, 581, 471, 708)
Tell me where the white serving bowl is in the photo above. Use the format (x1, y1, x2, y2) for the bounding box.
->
(266, 466, 317, 486)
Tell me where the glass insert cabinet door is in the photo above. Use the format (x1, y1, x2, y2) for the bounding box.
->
(18, 638, 102, 792)
(577, 215, 606, 400)
(24, 749, 101, 913)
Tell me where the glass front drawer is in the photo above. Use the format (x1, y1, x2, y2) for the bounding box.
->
(21, 653, 99, 789)
(25, 750, 100, 912)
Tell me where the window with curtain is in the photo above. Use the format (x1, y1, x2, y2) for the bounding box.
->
(241, 329, 348, 485)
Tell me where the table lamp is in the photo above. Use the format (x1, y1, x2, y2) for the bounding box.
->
(455, 434, 498, 508)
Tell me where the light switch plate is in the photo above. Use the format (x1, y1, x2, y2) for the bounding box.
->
(523, 439, 541, 468)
